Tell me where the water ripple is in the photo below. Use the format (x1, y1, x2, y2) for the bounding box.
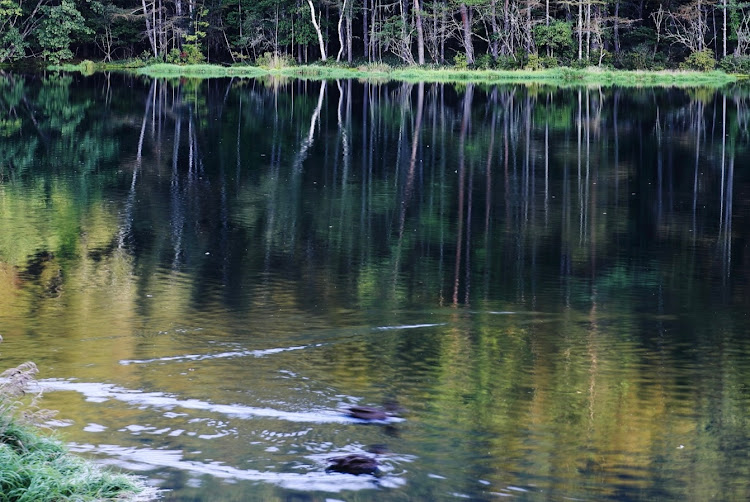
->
(38, 379, 404, 425)
(119, 344, 320, 366)
(68, 443, 407, 492)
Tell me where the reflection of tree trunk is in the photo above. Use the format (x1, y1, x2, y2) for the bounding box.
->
(453, 85, 473, 305)
(723, 155, 734, 279)
(393, 83, 425, 284)
(171, 103, 184, 267)
(119, 81, 155, 250)
(692, 99, 701, 236)
(483, 91, 496, 299)
(402, 83, 424, 221)
(720, 95, 726, 229)
(544, 117, 549, 224)
(137, 81, 155, 164)
(291, 81, 326, 174)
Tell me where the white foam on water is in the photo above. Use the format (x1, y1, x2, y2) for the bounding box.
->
(68, 443, 406, 492)
(119, 344, 316, 366)
(37, 379, 403, 425)
(374, 323, 445, 331)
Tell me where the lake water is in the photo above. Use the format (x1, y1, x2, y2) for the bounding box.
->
(1, 72, 749, 501)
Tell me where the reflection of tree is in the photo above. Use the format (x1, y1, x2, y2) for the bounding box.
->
(2, 74, 750, 499)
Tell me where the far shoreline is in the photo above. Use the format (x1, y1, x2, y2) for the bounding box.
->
(48, 61, 748, 87)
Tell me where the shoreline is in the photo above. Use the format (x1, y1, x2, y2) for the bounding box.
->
(49, 61, 747, 87)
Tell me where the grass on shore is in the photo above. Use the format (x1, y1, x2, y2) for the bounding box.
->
(51, 60, 742, 86)
(1, 361, 157, 501)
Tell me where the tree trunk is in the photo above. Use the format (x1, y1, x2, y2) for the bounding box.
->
(723, 0, 727, 57)
(346, 0, 352, 63)
(414, 0, 425, 64)
(363, 0, 370, 61)
(306, 0, 327, 61)
(400, 0, 411, 63)
(460, 4, 474, 64)
(440, 5, 446, 62)
(142, 0, 158, 57)
(337, 0, 348, 61)
(578, 0, 583, 60)
(614, 0, 620, 55)
(490, 0, 499, 60)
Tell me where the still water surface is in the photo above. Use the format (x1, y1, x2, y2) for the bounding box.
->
(1, 73, 750, 500)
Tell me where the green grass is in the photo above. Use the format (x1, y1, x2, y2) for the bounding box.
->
(0, 361, 156, 501)
(0, 420, 157, 501)
(50, 60, 741, 87)
(139, 63, 739, 86)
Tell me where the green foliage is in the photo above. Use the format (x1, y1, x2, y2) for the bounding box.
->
(495, 54, 522, 70)
(533, 21, 574, 59)
(475, 53, 494, 69)
(453, 52, 468, 69)
(166, 45, 206, 65)
(524, 54, 559, 70)
(255, 51, 295, 69)
(719, 54, 750, 73)
(79, 59, 96, 75)
(681, 49, 717, 71)
(0, 26, 26, 63)
(0, 0, 25, 62)
(36, 0, 92, 63)
(620, 44, 667, 71)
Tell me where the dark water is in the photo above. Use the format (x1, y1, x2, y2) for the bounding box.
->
(1, 72, 749, 501)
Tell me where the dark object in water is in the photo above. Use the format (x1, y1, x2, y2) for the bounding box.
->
(367, 443, 389, 455)
(346, 405, 388, 420)
(327, 454, 379, 475)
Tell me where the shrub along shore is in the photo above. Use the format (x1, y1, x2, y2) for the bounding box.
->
(51, 60, 746, 87)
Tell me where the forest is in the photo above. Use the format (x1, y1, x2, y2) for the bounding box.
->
(2, 0, 750, 72)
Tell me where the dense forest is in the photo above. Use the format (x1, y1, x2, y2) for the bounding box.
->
(2, 0, 750, 71)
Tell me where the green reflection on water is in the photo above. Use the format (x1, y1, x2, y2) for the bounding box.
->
(1, 73, 750, 501)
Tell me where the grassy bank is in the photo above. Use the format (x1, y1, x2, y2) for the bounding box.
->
(52, 60, 744, 86)
(1, 362, 157, 501)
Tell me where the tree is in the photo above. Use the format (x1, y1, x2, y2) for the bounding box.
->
(36, 0, 92, 63)
(306, 0, 327, 60)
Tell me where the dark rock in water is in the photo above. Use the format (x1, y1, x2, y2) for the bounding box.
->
(346, 405, 388, 420)
(327, 454, 379, 475)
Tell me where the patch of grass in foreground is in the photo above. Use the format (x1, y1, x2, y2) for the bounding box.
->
(1, 362, 157, 501)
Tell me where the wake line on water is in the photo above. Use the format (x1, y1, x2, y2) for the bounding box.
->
(37, 380, 403, 425)
(68, 443, 406, 492)
(374, 323, 445, 331)
(119, 344, 317, 366)
(119, 323, 444, 366)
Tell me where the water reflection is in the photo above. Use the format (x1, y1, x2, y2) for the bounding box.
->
(1, 72, 750, 500)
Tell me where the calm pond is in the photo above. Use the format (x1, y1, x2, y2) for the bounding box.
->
(1, 72, 749, 501)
